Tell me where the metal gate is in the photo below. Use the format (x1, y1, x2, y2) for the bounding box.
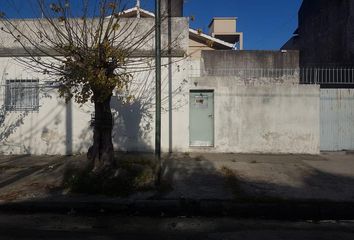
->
(320, 89, 354, 151)
(300, 68, 354, 151)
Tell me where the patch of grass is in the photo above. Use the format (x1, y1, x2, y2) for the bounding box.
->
(63, 156, 157, 197)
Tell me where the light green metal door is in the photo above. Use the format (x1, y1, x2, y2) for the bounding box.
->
(189, 90, 214, 147)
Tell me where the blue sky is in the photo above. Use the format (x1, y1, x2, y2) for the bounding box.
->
(185, 0, 301, 50)
(142, 0, 302, 50)
(1, 0, 303, 50)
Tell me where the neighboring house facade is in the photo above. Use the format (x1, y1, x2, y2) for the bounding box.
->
(0, 15, 190, 155)
(282, 0, 354, 67)
(118, 5, 243, 59)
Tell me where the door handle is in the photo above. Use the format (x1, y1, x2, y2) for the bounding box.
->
(208, 114, 214, 118)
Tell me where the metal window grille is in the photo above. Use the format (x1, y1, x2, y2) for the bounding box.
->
(188, 67, 300, 79)
(5, 79, 39, 111)
(187, 67, 354, 85)
(300, 68, 354, 85)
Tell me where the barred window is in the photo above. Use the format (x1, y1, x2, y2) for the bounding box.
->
(5, 80, 39, 111)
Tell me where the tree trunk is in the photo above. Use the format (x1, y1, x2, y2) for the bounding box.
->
(87, 96, 115, 173)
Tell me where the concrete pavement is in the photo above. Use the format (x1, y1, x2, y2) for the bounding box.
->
(1, 152, 354, 219)
(162, 152, 354, 201)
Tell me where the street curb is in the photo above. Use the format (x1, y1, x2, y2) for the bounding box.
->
(1, 199, 354, 220)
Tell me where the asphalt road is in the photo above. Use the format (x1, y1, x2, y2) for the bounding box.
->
(1, 214, 354, 239)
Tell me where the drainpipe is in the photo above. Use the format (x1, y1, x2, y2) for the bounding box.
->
(155, 0, 162, 184)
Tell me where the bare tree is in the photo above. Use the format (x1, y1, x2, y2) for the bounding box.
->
(0, 0, 167, 172)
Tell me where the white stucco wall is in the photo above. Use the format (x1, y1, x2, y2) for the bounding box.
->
(187, 77, 320, 154)
(0, 56, 189, 155)
(0, 18, 189, 57)
(0, 57, 92, 155)
(0, 58, 320, 155)
(0, 16, 193, 155)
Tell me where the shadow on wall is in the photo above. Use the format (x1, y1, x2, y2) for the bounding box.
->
(0, 85, 75, 155)
(111, 96, 153, 152)
(39, 101, 71, 155)
(0, 61, 188, 155)
(108, 57, 189, 153)
(0, 107, 29, 144)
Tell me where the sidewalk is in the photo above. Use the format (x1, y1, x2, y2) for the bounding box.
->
(162, 152, 354, 202)
(1, 152, 354, 219)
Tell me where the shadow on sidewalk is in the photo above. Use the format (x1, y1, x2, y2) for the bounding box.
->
(1, 153, 354, 217)
(160, 153, 354, 202)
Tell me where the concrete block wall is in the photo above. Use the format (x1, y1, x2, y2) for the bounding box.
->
(201, 50, 299, 71)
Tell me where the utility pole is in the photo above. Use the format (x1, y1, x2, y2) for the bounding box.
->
(40, 0, 44, 19)
(136, 0, 141, 18)
(155, 0, 162, 184)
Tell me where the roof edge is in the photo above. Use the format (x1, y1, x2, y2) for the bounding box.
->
(189, 28, 234, 49)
